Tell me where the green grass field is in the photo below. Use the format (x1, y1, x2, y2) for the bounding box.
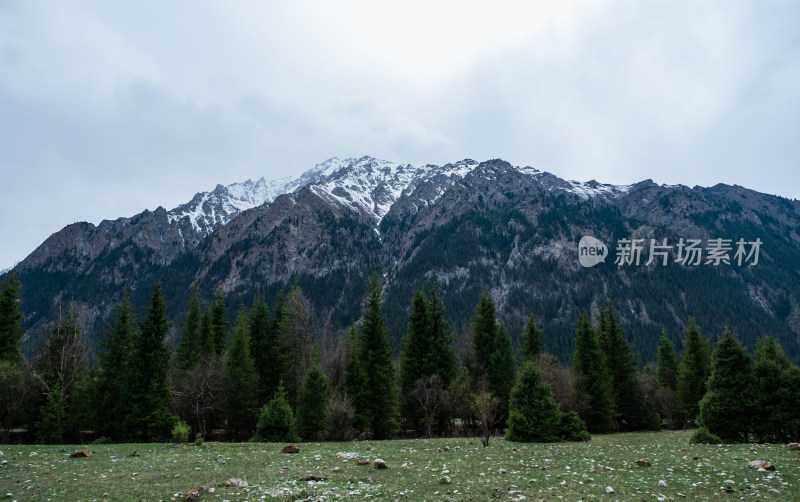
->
(1, 430, 798, 501)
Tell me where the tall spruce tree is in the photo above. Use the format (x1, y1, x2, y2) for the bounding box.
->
(0, 271, 24, 363)
(248, 294, 279, 404)
(199, 304, 215, 356)
(597, 302, 657, 431)
(224, 311, 258, 441)
(698, 329, 753, 443)
(506, 360, 562, 442)
(349, 273, 398, 439)
(469, 292, 515, 424)
(521, 314, 543, 362)
(656, 330, 679, 391)
(175, 286, 202, 372)
(677, 317, 711, 421)
(120, 281, 176, 442)
(399, 286, 457, 431)
(572, 312, 613, 433)
(94, 289, 137, 440)
(210, 288, 228, 354)
(295, 352, 330, 440)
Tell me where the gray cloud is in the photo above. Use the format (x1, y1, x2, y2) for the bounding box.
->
(1, 1, 799, 269)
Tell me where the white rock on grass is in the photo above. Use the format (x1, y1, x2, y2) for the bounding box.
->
(605, 486, 615, 494)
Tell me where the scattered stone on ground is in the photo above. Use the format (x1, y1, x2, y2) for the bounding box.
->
(605, 486, 615, 493)
(789, 443, 800, 451)
(183, 489, 199, 501)
(658, 479, 667, 487)
(71, 449, 91, 458)
(440, 476, 451, 484)
(224, 478, 248, 488)
(747, 460, 775, 470)
(130, 451, 140, 457)
(282, 445, 300, 454)
(332, 466, 342, 472)
(636, 459, 651, 467)
(357, 459, 369, 465)
(374, 459, 388, 469)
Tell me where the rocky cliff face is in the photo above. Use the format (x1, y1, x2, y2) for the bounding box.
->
(10, 157, 800, 363)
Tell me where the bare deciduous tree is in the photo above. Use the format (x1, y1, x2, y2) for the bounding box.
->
(471, 391, 499, 447)
(412, 375, 450, 438)
(171, 355, 225, 439)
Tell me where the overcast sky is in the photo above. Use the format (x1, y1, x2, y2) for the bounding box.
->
(1, 1, 799, 270)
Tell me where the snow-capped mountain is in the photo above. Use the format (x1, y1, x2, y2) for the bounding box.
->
(11, 156, 800, 366)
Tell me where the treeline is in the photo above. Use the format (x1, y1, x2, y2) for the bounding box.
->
(1, 270, 798, 445)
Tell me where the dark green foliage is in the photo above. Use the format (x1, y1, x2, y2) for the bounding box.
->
(93, 290, 136, 440)
(689, 426, 722, 444)
(750, 358, 784, 443)
(656, 330, 679, 391)
(698, 329, 752, 443)
(558, 411, 591, 442)
(175, 286, 202, 372)
(0, 360, 35, 443)
(0, 271, 24, 363)
(572, 312, 613, 433)
(468, 292, 515, 423)
(399, 285, 457, 431)
(776, 366, 800, 441)
(253, 384, 297, 442)
(295, 354, 330, 441)
(199, 304, 214, 356)
(347, 273, 398, 439)
(597, 302, 658, 431)
(210, 289, 228, 354)
(35, 383, 67, 444)
(343, 326, 370, 432)
(754, 336, 792, 370)
(224, 312, 258, 441)
(506, 360, 561, 442)
(677, 317, 711, 421)
(119, 281, 177, 442)
(249, 293, 285, 404)
(521, 314, 543, 362)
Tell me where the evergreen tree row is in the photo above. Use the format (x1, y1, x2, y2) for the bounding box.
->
(2, 269, 799, 445)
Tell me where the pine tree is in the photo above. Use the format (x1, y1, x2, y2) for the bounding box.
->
(34, 382, 67, 444)
(0, 271, 24, 363)
(210, 288, 228, 354)
(199, 304, 215, 356)
(253, 383, 297, 442)
(656, 330, 679, 391)
(776, 366, 800, 441)
(224, 311, 258, 441)
(349, 273, 398, 439)
(295, 352, 330, 440)
(469, 292, 515, 424)
(572, 312, 613, 433)
(751, 356, 783, 443)
(175, 286, 202, 372)
(248, 294, 280, 404)
(343, 325, 370, 432)
(698, 329, 753, 443)
(677, 317, 711, 421)
(94, 289, 137, 440)
(399, 285, 458, 433)
(754, 336, 792, 370)
(120, 281, 177, 442)
(596, 302, 656, 431)
(521, 314, 543, 362)
(506, 360, 562, 442)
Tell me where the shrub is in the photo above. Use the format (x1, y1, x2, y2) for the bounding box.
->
(91, 436, 112, 445)
(252, 384, 298, 442)
(172, 420, 191, 444)
(326, 391, 355, 441)
(689, 427, 722, 444)
(559, 411, 591, 442)
(194, 432, 204, 446)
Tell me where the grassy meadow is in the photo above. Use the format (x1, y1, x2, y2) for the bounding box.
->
(1, 430, 798, 501)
